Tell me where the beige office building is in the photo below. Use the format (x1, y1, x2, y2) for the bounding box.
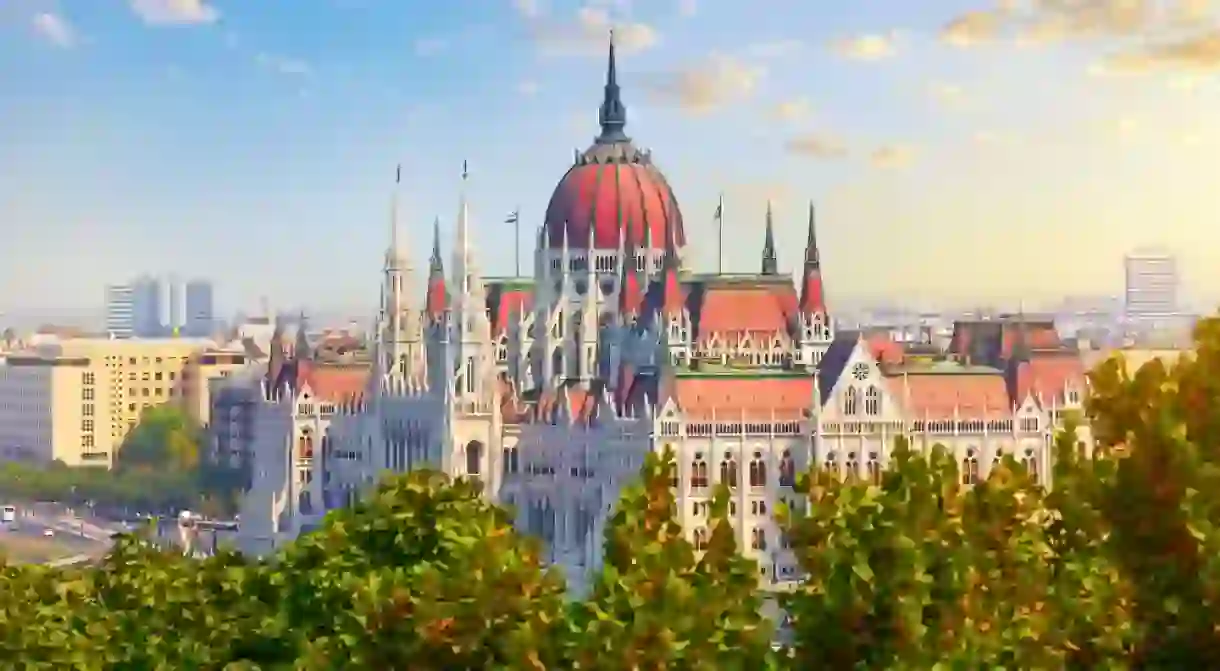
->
(0, 338, 248, 468)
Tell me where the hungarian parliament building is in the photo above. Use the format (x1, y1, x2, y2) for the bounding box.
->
(213, 37, 1090, 592)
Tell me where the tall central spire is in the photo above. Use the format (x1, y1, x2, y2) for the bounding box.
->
(596, 29, 630, 144)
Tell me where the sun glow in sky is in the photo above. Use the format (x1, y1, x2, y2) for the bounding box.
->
(2, 0, 1219, 314)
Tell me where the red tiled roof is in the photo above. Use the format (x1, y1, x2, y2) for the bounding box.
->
(1014, 354, 1085, 406)
(299, 364, 370, 403)
(696, 286, 796, 335)
(492, 289, 532, 335)
(1001, 325, 1061, 357)
(673, 376, 812, 420)
(865, 334, 904, 365)
(799, 269, 825, 315)
(544, 162, 684, 250)
(426, 275, 447, 319)
(884, 371, 1011, 419)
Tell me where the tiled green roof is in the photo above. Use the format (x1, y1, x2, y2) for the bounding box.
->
(675, 361, 808, 378)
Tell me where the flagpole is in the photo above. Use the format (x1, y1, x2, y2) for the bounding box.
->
(515, 205, 521, 277)
(716, 192, 724, 275)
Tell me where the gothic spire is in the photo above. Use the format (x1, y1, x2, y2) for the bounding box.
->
(761, 200, 778, 275)
(596, 29, 630, 144)
(295, 312, 311, 360)
(804, 200, 820, 269)
(386, 164, 407, 270)
(660, 218, 683, 315)
(799, 200, 827, 315)
(426, 217, 447, 319)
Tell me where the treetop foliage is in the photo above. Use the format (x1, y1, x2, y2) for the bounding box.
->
(4, 318, 1220, 667)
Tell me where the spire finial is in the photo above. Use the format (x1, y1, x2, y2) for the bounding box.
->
(805, 200, 820, 269)
(596, 29, 630, 144)
(430, 216, 443, 274)
(761, 200, 778, 275)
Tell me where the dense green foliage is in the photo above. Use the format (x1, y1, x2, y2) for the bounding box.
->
(4, 320, 1220, 667)
(0, 405, 245, 516)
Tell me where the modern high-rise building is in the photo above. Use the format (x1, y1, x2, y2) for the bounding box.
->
(166, 276, 185, 334)
(103, 284, 135, 338)
(1124, 249, 1179, 324)
(131, 275, 165, 337)
(184, 280, 215, 337)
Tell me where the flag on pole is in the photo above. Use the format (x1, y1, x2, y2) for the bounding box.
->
(505, 210, 519, 225)
(396, 164, 401, 184)
(715, 193, 724, 274)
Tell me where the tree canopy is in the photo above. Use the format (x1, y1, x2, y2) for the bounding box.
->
(2, 318, 1220, 666)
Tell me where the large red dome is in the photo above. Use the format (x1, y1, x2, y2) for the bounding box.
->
(543, 146, 684, 250)
(541, 32, 685, 251)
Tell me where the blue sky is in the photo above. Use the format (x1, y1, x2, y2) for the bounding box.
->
(3, 0, 1219, 316)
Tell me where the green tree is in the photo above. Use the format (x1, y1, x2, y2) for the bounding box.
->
(272, 469, 567, 670)
(568, 448, 775, 669)
(1083, 317, 1220, 665)
(782, 437, 1128, 668)
(117, 405, 202, 472)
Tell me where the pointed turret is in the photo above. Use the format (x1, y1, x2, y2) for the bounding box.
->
(1009, 309, 1031, 363)
(618, 222, 643, 317)
(294, 312, 311, 361)
(426, 217, 447, 319)
(761, 200, 778, 276)
(799, 200, 826, 315)
(660, 222, 683, 315)
(595, 30, 630, 144)
(385, 164, 408, 271)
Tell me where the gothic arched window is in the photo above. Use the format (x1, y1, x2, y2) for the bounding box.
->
(691, 455, 709, 489)
(864, 385, 881, 415)
(824, 451, 838, 474)
(299, 429, 314, 459)
(1023, 448, 1039, 482)
(720, 456, 739, 489)
(962, 448, 979, 485)
(748, 451, 767, 488)
(866, 451, 881, 484)
(503, 447, 519, 476)
(779, 450, 796, 487)
(843, 386, 859, 415)
(845, 451, 859, 480)
(465, 440, 484, 477)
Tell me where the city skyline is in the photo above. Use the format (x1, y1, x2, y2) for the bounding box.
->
(3, 0, 1219, 314)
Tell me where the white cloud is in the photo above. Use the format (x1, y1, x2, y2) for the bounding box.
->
(772, 98, 812, 121)
(785, 133, 848, 158)
(528, 6, 659, 56)
(514, 0, 542, 17)
(927, 81, 970, 108)
(644, 54, 764, 114)
(870, 143, 916, 168)
(32, 12, 76, 48)
(831, 32, 898, 61)
(129, 0, 219, 25)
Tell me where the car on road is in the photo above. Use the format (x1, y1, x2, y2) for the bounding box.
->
(42, 528, 54, 537)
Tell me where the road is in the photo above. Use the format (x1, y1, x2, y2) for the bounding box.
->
(0, 502, 121, 564)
